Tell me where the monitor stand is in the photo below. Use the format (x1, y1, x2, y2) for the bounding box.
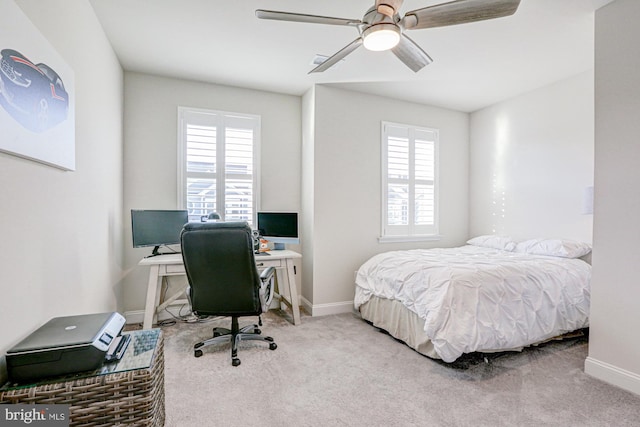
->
(273, 243, 285, 251)
(145, 246, 162, 258)
(145, 245, 176, 258)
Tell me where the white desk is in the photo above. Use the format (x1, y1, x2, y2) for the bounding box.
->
(137, 250, 302, 329)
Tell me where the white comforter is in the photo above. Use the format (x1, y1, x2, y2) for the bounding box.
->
(354, 245, 591, 362)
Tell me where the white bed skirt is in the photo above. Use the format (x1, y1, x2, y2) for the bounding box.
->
(359, 296, 440, 359)
(358, 296, 527, 360)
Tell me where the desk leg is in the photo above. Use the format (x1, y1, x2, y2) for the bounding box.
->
(284, 258, 301, 325)
(274, 269, 285, 311)
(143, 265, 162, 329)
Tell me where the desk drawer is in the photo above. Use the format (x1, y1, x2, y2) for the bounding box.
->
(255, 259, 282, 269)
(165, 264, 186, 274)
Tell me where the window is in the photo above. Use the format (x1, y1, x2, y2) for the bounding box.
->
(178, 107, 260, 225)
(381, 121, 439, 241)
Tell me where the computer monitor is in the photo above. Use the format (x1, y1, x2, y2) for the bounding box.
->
(256, 212, 299, 250)
(131, 209, 189, 257)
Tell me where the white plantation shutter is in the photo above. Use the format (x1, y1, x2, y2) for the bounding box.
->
(224, 123, 255, 221)
(382, 122, 438, 239)
(178, 108, 260, 225)
(386, 128, 410, 226)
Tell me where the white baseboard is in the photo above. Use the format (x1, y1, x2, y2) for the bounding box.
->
(127, 297, 354, 325)
(300, 297, 354, 317)
(300, 296, 312, 315)
(585, 356, 640, 396)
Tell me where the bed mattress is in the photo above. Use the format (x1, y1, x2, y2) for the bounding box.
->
(354, 245, 591, 362)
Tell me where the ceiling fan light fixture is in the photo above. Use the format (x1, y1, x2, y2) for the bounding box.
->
(362, 23, 400, 51)
(256, 0, 522, 72)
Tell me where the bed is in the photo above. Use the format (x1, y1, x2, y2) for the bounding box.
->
(354, 236, 592, 363)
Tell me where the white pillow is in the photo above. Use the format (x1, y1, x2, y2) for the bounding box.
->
(466, 235, 516, 251)
(515, 238, 591, 258)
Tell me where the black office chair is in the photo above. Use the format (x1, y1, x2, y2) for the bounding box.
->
(180, 221, 277, 366)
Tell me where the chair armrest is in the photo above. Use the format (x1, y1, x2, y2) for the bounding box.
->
(260, 266, 275, 282)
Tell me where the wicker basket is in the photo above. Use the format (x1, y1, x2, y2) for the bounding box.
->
(0, 330, 165, 427)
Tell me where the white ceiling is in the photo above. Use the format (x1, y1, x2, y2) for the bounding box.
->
(89, 0, 613, 113)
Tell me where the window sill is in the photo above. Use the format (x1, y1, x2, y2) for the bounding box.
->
(378, 235, 442, 244)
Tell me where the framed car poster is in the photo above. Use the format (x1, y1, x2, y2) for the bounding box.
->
(0, 0, 75, 170)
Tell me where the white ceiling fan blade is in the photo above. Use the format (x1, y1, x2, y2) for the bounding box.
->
(256, 10, 362, 27)
(309, 38, 363, 73)
(391, 34, 433, 73)
(402, 0, 520, 30)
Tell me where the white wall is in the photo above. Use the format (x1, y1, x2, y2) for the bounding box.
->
(301, 89, 315, 303)
(469, 72, 594, 243)
(122, 72, 302, 321)
(0, 0, 124, 382)
(585, 0, 640, 395)
(302, 85, 469, 315)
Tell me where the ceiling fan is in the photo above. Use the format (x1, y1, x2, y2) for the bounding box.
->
(256, 0, 521, 73)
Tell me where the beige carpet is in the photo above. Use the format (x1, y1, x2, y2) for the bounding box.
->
(158, 310, 640, 426)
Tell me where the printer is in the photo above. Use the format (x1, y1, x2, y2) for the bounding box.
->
(6, 312, 126, 383)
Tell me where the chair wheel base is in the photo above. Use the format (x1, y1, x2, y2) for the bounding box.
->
(192, 317, 277, 364)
